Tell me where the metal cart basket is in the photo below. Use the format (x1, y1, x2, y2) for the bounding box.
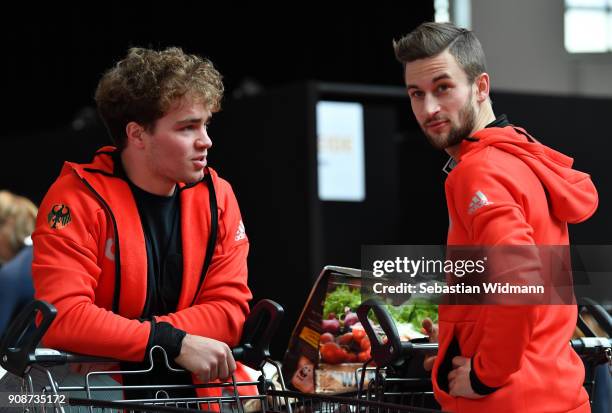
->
(1, 299, 445, 413)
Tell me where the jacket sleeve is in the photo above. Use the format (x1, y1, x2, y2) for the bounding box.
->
(155, 178, 252, 347)
(32, 174, 151, 362)
(448, 157, 540, 391)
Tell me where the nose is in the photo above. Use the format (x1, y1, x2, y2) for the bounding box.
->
(195, 126, 212, 150)
(424, 94, 441, 118)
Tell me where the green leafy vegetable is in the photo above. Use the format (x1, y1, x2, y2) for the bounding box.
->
(386, 299, 438, 329)
(323, 285, 361, 320)
(322, 285, 438, 331)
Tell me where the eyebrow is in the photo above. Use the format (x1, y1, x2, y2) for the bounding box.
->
(175, 115, 211, 125)
(406, 73, 453, 90)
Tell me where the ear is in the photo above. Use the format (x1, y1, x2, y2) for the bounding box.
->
(474, 72, 490, 103)
(125, 122, 147, 149)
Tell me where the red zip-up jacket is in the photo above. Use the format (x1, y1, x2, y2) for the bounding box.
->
(433, 125, 598, 413)
(32, 147, 253, 392)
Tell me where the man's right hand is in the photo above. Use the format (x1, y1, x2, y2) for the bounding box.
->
(422, 318, 438, 371)
(174, 334, 237, 382)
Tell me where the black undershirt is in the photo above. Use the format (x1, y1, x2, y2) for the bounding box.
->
(465, 114, 510, 142)
(485, 113, 510, 128)
(115, 157, 195, 399)
(128, 182, 183, 318)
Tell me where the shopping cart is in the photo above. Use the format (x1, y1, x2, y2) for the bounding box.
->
(356, 298, 612, 411)
(0, 299, 287, 413)
(0, 299, 445, 413)
(575, 297, 612, 405)
(356, 300, 439, 410)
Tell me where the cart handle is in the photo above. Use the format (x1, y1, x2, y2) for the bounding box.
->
(0, 299, 283, 376)
(357, 299, 437, 367)
(571, 337, 612, 353)
(0, 300, 57, 376)
(579, 297, 612, 337)
(570, 337, 612, 366)
(357, 298, 402, 366)
(232, 298, 284, 369)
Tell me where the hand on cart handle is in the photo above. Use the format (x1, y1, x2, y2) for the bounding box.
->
(0, 298, 284, 379)
(175, 298, 283, 382)
(175, 335, 236, 382)
(174, 299, 284, 382)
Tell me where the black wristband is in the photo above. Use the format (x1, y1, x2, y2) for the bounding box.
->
(469, 358, 500, 395)
(150, 321, 187, 360)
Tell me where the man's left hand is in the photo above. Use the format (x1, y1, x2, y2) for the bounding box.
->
(448, 356, 484, 399)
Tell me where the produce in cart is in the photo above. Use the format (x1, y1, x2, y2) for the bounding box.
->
(320, 284, 438, 359)
(316, 284, 438, 393)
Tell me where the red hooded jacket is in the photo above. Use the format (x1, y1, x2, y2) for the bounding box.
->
(433, 125, 598, 413)
(32, 147, 254, 395)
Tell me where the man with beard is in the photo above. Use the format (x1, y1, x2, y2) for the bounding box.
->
(394, 22, 598, 412)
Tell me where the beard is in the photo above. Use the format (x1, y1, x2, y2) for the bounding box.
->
(422, 99, 476, 151)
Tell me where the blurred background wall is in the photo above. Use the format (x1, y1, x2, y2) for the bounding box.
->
(473, 0, 612, 97)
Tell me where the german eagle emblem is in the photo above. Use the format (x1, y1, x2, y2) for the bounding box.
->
(47, 204, 72, 229)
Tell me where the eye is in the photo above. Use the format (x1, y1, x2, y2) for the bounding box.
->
(409, 90, 424, 99)
(436, 84, 450, 93)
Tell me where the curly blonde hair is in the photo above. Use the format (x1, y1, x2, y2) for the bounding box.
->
(0, 191, 37, 262)
(95, 47, 224, 149)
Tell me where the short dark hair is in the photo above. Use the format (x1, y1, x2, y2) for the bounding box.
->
(393, 22, 487, 83)
(95, 47, 224, 149)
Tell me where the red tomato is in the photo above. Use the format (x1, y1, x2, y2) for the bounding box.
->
(358, 349, 371, 362)
(345, 352, 358, 363)
(320, 332, 334, 344)
(320, 342, 346, 364)
(352, 328, 366, 341)
(337, 332, 353, 346)
(360, 336, 371, 351)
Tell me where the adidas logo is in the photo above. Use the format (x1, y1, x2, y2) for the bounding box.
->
(235, 220, 246, 241)
(468, 191, 493, 215)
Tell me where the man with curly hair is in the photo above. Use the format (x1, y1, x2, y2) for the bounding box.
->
(32, 47, 253, 399)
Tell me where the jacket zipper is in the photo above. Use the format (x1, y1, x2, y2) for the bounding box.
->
(189, 171, 218, 306)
